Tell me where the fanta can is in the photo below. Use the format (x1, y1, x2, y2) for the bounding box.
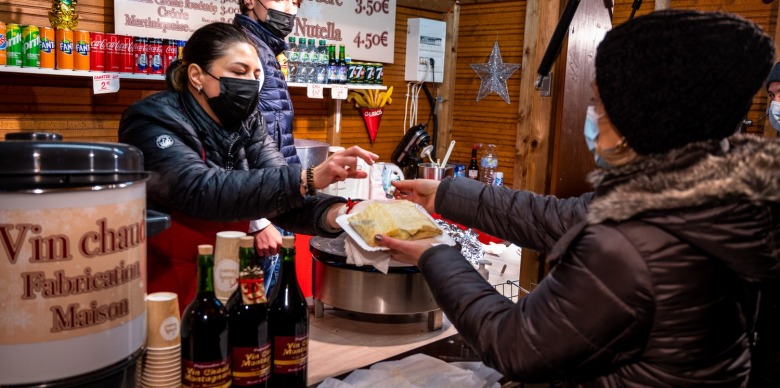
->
(40, 27, 55, 68)
(55, 29, 74, 70)
(74, 30, 90, 71)
(0, 22, 6, 66)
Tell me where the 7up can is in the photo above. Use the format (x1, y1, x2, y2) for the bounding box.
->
(22, 25, 40, 68)
(6, 23, 22, 67)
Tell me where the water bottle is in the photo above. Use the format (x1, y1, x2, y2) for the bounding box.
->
(480, 144, 498, 185)
(317, 40, 328, 84)
(285, 37, 297, 83)
(306, 39, 317, 83)
(296, 38, 308, 83)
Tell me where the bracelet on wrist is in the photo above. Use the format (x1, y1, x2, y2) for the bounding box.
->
(306, 167, 317, 196)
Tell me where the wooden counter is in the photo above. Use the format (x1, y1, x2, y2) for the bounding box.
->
(307, 308, 458, 386)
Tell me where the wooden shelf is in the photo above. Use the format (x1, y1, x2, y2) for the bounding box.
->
(0, 65, 165, 80)
(287, 82, 387, 90)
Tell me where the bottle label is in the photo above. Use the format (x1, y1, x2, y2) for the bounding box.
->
(182, 357, 232, 388)
(232, 343, 271, 386)
(337, 66, 347, 82)
(468, 170, 478, 179)
(328, 66, 338, 81)
(301, 52, 310, 63)
(320, 54, 329, 65)
(273, 334, 308, 374)
(310, 53, 319, 63)
(481, 157, 498, 168)
(289, 52, 299, 63)
(239, 268, 266, 304)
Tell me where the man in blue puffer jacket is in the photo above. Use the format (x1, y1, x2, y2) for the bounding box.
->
(234, 0, 301, 295)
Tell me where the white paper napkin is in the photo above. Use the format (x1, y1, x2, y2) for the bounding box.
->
(318, 353, 502, 388)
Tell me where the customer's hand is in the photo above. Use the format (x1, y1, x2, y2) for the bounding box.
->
(311, 146, 379, 189)
(252, 225, 282, 257)
(373, 234, 433, 267)
(392, 179, 440, 214)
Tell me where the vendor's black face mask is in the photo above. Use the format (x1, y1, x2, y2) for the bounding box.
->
(254, 1, 295, 38)
(202, 70, 259, 130)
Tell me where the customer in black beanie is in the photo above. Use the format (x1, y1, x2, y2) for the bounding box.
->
(595, 10, 774, 155)
(370, 9, 780, 388)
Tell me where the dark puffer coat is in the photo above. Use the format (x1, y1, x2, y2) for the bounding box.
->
(421, 134, 780, 387)
(234, 14, 299, 165)
(118, 90, 343, 310)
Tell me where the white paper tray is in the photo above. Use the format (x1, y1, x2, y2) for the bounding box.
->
(336, 200, 456, 252)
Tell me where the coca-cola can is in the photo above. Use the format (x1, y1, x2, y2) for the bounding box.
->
(163, 39, 177, 73)
(105, 33, 120, 72)
(134, 37, 148, 74)
(147, 38, 163, 75)
(120, 35, 133, 73)
(89, 32, 105, 72)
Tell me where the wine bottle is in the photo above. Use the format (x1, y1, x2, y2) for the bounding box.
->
(227, 236, 270, 387)
(268, 235, 308, 387)
(181, 245, 231, 388)
(468, 144, 480, 180)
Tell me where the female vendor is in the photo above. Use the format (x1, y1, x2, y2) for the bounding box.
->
(118, 22, 377, 310)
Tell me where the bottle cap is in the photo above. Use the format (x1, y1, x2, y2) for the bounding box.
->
(198, 244, 213, 255)
(282, 235, 295, 248)
(239, 236, 254, 248)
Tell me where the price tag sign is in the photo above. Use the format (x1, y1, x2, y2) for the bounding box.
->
(307, 84, 324, 99)
(93, 74, 120, 94)
(331, 85, 349, 100)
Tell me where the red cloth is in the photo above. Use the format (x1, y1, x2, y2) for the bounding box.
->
(430, 214, 503, 245)
(147, 211, 249, 313)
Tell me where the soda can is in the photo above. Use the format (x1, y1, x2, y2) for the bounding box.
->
(39, 27, 55, 68)
(374, 63, 383, 85)
(55, 29, 74, 70)
(177, 40, 186, 60)
(0, 22, 6, 65)
(347, 62, 357, 84)
(120, 35, 134, 73)
(21, 25, 40, 68)
(147, 38, 163, 75)
(89, 31, 105, 71)
(133, 37, 148, 74)
(103, 34, 119, 72)
(162, 39, 177, 73)
(366, 63, 377, 85)
(73, 30, 90, 71)
(6, 24, 23, 67)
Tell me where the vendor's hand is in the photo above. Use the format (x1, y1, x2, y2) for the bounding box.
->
(392, 179, 440, 214)
(373, 234, 433, 267)
(312, 146, 379, 189)
(252, 225, 282, 257)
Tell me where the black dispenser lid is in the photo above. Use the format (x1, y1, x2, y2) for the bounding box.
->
(0, 132, 149, 191)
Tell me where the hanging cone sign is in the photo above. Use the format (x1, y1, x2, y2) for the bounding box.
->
(361, 107, 384, 144)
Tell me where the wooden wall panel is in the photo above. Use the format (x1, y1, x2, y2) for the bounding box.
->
(612, 0, 776, 136)
(448, 1, 525, 188)
(0, 3, 436, 165)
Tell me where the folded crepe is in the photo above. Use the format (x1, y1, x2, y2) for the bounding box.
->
(348, 201, 443, 247)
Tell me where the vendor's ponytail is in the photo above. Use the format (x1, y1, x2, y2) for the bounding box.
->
(165, 59, 188, 92)
(165, 23, 254, 93)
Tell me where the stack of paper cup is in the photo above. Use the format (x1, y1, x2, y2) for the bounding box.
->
(142, 292, 181, 388)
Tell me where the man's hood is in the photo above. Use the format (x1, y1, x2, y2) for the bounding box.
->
(587, 134, 780, 283)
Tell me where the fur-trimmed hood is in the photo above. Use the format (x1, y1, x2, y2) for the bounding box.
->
(587, 133, 780, 283)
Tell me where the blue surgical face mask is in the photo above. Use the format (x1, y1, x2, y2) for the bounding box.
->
(767, 101, 780, 132)
(584, 106, 611, 169)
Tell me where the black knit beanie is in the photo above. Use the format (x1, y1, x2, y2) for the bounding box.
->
(766, 62, 780, 90)
(596, 10, 774, 155)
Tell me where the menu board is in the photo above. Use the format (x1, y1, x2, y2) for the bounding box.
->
(113, 0, 396, 63)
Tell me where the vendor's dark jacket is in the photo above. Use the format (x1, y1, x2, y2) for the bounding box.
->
(234, 14, 299, 165)
(118, 90, 343, 310)
(422, 134, 780, 387)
